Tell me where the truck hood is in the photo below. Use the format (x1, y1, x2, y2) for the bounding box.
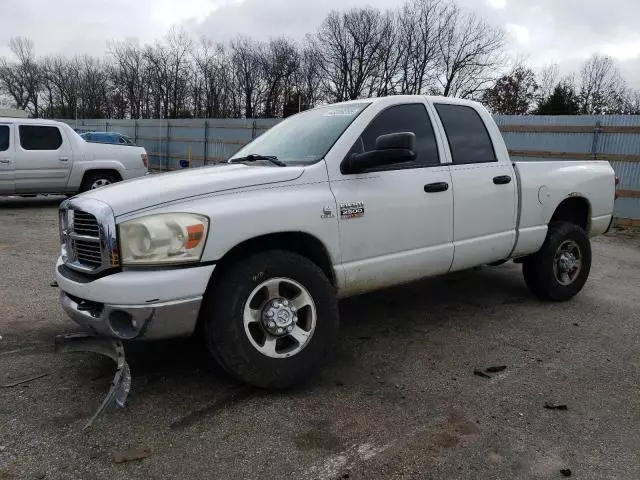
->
(81, 164, 304, 215)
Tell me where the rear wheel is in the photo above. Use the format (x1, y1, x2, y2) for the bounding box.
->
(80, 172, 120, 192)
(523, 222, 591, 301)
(202, 250, 339, 389)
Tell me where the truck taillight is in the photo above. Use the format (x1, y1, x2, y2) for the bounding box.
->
(615, 176, 619, 186)
(141, 153, 148, 169)
(615, 176, 619, 199)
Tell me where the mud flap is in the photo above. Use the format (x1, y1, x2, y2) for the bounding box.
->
(54, 333, 131, 430)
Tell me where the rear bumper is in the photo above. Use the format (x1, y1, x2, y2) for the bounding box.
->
(60, 291, 202, 340)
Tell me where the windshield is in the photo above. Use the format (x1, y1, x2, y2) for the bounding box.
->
(230, 102, 370, 165)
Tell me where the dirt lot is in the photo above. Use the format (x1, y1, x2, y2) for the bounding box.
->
(1, 196, 639, 480)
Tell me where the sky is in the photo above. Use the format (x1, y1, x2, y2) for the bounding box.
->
(0, 0, 639, 87)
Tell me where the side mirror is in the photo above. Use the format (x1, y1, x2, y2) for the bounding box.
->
(341, 132, 416, 174)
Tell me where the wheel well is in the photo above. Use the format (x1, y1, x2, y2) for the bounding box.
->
(213, 232, 336, 286)
(550, 197, 590, 231)
(81, 169, 122, 186)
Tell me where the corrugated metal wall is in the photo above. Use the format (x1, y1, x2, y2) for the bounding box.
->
(494, 115, 640, 223)
(65, 118, 279, 171)
(62, 115, 640, 223)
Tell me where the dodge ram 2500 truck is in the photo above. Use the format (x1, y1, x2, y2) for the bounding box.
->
(55, 96, 616, 388)
(0, 118, 148, 195)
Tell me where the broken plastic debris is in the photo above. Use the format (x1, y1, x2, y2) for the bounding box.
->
(0, 372, 49, 388)
(113, 447, 151, 464)
(473, 369, 491, 379)
(486, 366, 507, 373)
(54, 333, 131, 429)
(544, 402, 568, 411)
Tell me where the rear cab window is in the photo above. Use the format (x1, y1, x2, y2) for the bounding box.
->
(349, 103, 441, 170)
(19, 125, 63, 150)
(0, 125, 9, 152)
(434, 104, 497, 164)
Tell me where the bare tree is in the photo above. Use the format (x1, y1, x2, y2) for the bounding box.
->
(0, 37, 41, 115)
(365, 10, 400, 97)
(261, 38, 300, 117)
(315, 8, 391, 101)
(166, 27, 193, 117)
(295, 40, 323, 111)
(537, 63, 559, 104)
(397, 0, 441, 94)
(435, 5, 505, 98)
(108, 39, 147, 118)
(579, 54, 626, 114)
(40, 55, 81, 118)
(231, 36, 265, 118)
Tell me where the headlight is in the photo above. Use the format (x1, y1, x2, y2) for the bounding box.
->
(118, 213, 209, 266)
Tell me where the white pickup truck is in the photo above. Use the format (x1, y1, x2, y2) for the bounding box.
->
(55, 96, 616, 388)
(0, 118, 148, 195)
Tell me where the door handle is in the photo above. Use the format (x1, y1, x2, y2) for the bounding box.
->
(424, 182, 449, 193)
(493, 175, 512, 185)
(59, 156, 69, 162)
(0, 159, 9, 164)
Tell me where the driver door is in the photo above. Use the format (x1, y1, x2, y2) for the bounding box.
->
(327, 101, 454, 296)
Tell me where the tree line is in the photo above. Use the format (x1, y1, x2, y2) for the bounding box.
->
(0, 0, 638, 119)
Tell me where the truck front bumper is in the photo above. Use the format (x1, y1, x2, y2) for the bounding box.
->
(56, 257, 215, 340)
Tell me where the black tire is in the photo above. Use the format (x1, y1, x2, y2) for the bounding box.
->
(202, 250, 339, 389)
(80, 171, 120, 192)
(522, 222, 592, 301)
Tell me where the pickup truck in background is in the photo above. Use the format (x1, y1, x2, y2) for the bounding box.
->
(55, 96, 616, 389)
(0, 118, 148, 195)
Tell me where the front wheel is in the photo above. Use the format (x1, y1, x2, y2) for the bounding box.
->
(202, 250, 339, 389)
(522, 222, 592, 301)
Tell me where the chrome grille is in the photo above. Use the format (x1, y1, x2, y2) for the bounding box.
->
(69, 209, 102, 271)
(60, 198, 118, 275)
(72, 211, 100, 236)
(73, 238, 103, 268)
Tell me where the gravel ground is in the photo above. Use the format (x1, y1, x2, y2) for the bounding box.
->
(1, 196, 639, 480)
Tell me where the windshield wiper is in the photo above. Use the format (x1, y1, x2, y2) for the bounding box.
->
(228, 154, 286, 167)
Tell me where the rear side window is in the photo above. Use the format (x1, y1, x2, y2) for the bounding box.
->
(434, 104, 496, 164)
(350, 103, 440, 168)
(19, 125, 63, 150)
(0, 126, 9, 151)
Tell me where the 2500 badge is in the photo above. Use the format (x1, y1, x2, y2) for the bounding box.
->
(339, 201, 365, 219)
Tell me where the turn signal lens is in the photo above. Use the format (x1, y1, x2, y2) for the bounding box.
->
(186, 224, 205, 250)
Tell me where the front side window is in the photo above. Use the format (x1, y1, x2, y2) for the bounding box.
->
(0, 126, 9, 151)
(19, 125, 63, 150)
(434, 104, 497, 164)
(230, 102, 370, 165)
(349, 103, 440, 169)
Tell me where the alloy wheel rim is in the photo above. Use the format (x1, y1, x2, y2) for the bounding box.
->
(242, 277, 317, 358)
(553, 239, 582, 286)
